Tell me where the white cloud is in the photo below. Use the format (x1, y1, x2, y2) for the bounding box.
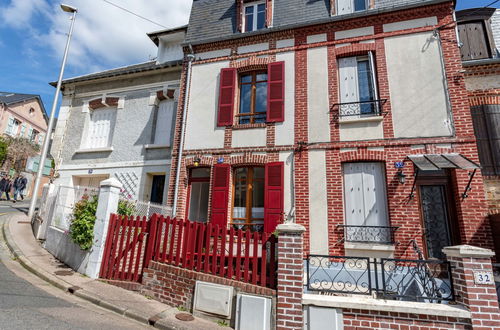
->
(1, 0, 192, 72)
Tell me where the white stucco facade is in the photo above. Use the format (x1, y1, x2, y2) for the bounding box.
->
(308, 150, 329, 255)
(275, 51, 295, 146)
(307, 46, 330, 143)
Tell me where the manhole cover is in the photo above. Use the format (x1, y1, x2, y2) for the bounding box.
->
(54, 270, 74, 276)
(175, 313, 194, 322)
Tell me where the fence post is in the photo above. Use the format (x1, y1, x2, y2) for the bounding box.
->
(85, 178, 122, 279)
(276, 223, 306, 330)
(443, 245, 500, 329)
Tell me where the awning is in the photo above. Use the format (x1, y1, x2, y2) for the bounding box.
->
(407, 154, 480, 171)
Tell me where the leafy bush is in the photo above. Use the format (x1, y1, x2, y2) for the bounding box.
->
(69, 195, 98, 250)
(117, 199, 135, 217)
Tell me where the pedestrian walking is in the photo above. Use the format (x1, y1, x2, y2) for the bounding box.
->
(2, 177, 12, 201)
(13, 174, 27, 203)
(0, 176, 6, 201)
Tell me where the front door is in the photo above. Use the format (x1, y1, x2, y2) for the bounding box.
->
(418, 173, 459, 259)
(150, 175, 165, 204)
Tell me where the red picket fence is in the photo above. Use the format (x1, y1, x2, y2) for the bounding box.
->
(99, 213, 278, 289)
(99, 214, 149, 282)
(146, 214, 278, 289)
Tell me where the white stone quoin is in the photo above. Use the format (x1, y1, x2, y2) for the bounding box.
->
(85, 178, 122, 278)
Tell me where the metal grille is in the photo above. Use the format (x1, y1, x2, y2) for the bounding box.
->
(119, 199, 172, 219)
(337, 225, 398, 244)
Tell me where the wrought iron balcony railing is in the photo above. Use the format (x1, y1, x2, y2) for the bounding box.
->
(338, 225, 398, 245)
(331, 99, 387, 118)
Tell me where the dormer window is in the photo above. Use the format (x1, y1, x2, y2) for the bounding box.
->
(337, 0, 368, 15)
(456, 8, 497, 61)
(244, 2, 266, 32)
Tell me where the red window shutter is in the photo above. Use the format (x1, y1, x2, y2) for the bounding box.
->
(267, 61, 285, 123)
(217, 68, 236, 126)
(264, 162, 284, 233)
(210, 164, 231, 227)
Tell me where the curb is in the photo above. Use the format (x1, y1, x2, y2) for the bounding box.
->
(1, 217, 177, 330)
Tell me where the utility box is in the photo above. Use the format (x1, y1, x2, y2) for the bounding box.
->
(304, 306, 343, 330)
(193, 281, 234, 318)
(235, 294, 272, 330)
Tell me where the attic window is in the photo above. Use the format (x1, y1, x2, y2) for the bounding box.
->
(29, 108, 35, 116)
(244, 1, 266, 32)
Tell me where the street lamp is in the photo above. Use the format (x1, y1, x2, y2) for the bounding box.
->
(28, 4, 78, 218)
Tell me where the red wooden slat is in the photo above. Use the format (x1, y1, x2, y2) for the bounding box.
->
(126, 216, 140, 281)
(134, 216, 148, 282)
(260, 233, 268, 287)
(219, 227, 227, 278)
(120, 215, 134, 280)
(211, 225, 219, 275)
(100, 213, 117, 278)
(174, 219, 184, 266)
(181, 220, 191, 268)
(112, 215, 128, 279)
(269, 235, 277, 289)
(167, 217, 176, 264)
(244, 230, 251, 283)
(196, 223, 205, 271)
(153, 216, 164, 262)
(252, 231, 259, 285)
(143, 214, 159, 269)
(235, 230, 243, 281)
(189, 222, 199, 270)
(107, 214, 122, 278)
(204, 224, 212, 273)
(161, 216, 170, 263)
(227, 227, 235, 279)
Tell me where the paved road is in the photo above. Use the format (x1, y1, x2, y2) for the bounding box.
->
(0, 203, 148, 329)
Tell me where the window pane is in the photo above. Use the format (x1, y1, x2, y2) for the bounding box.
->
(255, 82, 268, 113)
(234, 168, 248, 209)
(239, 116, 251, 125)
(257, 4, 266, 30)
(239, 84, 252, 114)
(241, 74, 252, 84)
(188, 182, 209, 223)
(245, 7, 254, 32)
(354, 0, 366, 11)
(357, 59, 375, 114)
(252, 180, 264, 209)
(191, 168, 210, 178)
(253, 167, 264, 179)
(256, 73, 267, 82)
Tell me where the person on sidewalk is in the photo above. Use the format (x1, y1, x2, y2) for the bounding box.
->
(2, 177, 12, 201)
(0, 176, 6, 201)
(13, 175, 27, 203)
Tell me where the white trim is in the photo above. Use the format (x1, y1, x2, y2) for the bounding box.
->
(75, 80, 180, 98)
(302, 294, 471, 319)
(145, 144, 170, 149)
(243, 1, 266, 33)
(344, 242, 395, 251)
(74, 147, 114, 154)
(58, 159, 171, 171)
(339, 115, 384, 124)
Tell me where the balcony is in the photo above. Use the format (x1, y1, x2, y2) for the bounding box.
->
(331, 99, 386, 120)
(337, 225, 398, 245)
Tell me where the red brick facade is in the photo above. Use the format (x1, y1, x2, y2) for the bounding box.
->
(167, 1, 494, 258)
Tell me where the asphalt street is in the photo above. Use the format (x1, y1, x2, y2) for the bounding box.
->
(0, 201, 148, 329)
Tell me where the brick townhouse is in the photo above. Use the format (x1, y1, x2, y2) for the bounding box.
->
(167, 0, 495, 260)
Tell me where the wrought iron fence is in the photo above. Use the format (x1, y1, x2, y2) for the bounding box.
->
(493, 263, 500, 304)
(331, 99, 386, 118)
(306, 255, 454, 303)
(337, 225, 398, 244)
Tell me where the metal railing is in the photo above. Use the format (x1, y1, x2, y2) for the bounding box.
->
(306, 255, 454, 303)
(338, 225, 398, 244)
(331, 99, 386, 118)
(119, 198, 172, 219)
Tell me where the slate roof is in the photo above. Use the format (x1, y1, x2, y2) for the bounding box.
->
(185, 0, 451, 45)
(52, 59, 183, 86)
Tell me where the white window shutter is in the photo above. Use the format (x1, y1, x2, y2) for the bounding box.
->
(28, 127, 33, 140)
(339, 57, 359, 104)
(343, 163, 364, 226)
(20, 124, 26, 137)
(154, 100, 174, 146)
(6, 117, 14, 135)
(88, 108, 115, 148)
(337, 0, 353, 15)
(38, 133, 44, 145)
(361, 163, 388, 227)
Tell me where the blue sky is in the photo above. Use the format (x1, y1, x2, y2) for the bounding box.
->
(0, 0, 498, 117)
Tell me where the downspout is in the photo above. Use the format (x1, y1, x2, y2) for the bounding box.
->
(172, 46, 195, 217)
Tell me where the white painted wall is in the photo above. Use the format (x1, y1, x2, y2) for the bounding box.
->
(385, 32, 453, 138)
(308, 46, 330, 143)
(184, 61, 228, 150)
(307, 33, 327, 44)
(383, 16, 437, 33)
(279, 151, 294, 223)
(231, 128, 266, 148)
(339, 119, 384, 141)
(196, 49, 231, 61)
(275, 51, 295, 146)
(308, 150, 329, 255)
(238, 42, 269, 54)
(335, 26, 374, 40)
(277, 38, 294, 49)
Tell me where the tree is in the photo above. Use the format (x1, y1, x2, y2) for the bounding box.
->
(0, 137, 8, 165)
(4, 137, 40, 173)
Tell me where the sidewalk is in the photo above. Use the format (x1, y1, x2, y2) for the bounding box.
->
(2, 213, 223, 330)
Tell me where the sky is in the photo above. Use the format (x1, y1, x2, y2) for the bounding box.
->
(0, 0, 498, 117)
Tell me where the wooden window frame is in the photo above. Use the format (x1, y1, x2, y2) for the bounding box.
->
(237, 70, 268, 124)
(243, 1, 266, 33)
(185, 167, 211, 222)
(231, 166, 265, 231)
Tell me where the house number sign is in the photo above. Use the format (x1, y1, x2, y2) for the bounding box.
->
(473, 271, 494, 285)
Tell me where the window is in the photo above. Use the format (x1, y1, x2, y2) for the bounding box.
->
(471, 105, 500, 176)
(152, 100, 174, 145)
(244, 2, 266, 32)
(29, 129, 39, 143)
(238, 71, 268, 124)
(84, 107, 116, 149)
(338, 53, 379, 116)
(458, 21, 493, 61)
(337, 0, 368, 15)
(29, 108, 35, 117)
(187, 168, 211, 223)
(232, 167, 265, 231)
(6, 117, 21, 136)
(217, 62, 284, 126)
(150, 175, 166, 204)
(342, 162, 389, 228)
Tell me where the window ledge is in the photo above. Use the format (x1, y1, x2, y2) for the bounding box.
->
(144, 144, 170, 150)
(339, 115, 383, 124)
(232, 123, 267, 130)
(74, 147, 114, 154)
(344, 242, 395, 251)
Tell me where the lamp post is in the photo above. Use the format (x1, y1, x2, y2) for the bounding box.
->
(28, 4, 78, 219)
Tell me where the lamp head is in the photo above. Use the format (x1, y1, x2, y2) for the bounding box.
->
(60, 4, 77, 13)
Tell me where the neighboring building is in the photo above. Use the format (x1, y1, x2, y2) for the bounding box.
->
(167, 0, 494, 260)
(458, 8, 500, 256)
(50, 26, 186, 204)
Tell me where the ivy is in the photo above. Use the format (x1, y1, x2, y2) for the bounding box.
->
(69, 195, 137, 251)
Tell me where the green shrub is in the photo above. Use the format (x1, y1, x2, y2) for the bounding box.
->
(69, 195, 98, 250)
(117, 199, 135, 217)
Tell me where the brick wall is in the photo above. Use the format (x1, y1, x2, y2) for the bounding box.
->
(141, 261, 275, 311)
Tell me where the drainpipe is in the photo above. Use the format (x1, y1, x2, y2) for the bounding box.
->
(172, 47, 195, 217)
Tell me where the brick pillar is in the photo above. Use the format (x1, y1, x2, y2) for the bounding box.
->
(443, 245, 500, 329)
(276, 223, 306, 330)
